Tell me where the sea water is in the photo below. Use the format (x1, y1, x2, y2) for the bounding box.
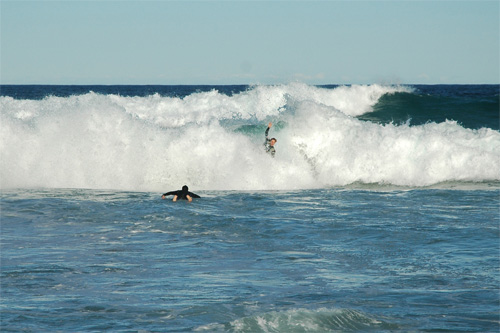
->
(1, 83, 499, 332)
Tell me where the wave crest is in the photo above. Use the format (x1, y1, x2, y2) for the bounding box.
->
(1, 83, 498, 190)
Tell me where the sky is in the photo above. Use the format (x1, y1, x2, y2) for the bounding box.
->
(1, 0, 499, 85)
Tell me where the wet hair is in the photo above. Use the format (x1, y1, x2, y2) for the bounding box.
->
(182, 185, 188, 191)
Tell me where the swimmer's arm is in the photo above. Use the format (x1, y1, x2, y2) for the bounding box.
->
(162, 191, 177, 199)
(266, 122, 272, 133)
(265, 122, 272, 140)
(173, 195, 178, 202)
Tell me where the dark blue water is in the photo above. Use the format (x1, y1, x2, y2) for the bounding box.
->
(1, 84, 499, 331)
(0, 84, 249, 100)
(358, 85, 499, 130)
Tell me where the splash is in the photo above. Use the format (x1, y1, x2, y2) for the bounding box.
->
(1, 83, 498, 190)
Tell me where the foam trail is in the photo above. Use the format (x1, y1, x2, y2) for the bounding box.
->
(1, 84, 498, 191)
(221, 308, 396, 332)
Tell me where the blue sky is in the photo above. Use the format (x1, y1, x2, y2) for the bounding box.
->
(1, 0, 498, 85)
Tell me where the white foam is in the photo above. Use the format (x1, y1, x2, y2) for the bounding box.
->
(1, 84, 498, 191)
(227, 307, 388, 331)
(285, 100, 500, 187)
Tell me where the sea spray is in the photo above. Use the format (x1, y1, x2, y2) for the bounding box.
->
(285, 100, 500, 186)
(1, 84, 498, 190)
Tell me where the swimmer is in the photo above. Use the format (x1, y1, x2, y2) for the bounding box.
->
(161, 185, 200, 202)
(264, 122, 277, 157)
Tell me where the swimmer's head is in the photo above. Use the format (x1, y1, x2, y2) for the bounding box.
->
(182, 185, 188, 191)
(270, 138, 277, 146)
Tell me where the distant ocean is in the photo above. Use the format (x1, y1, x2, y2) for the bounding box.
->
(1, 84, 499, 332)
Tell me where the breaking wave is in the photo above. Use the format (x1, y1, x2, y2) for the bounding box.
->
(1, 83, 499, 190)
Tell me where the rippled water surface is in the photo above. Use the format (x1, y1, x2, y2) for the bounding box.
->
(1, 188, 498, 331)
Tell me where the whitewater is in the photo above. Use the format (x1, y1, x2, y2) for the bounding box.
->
(1, 83, 499, 191)
(1, 83, 499, 332)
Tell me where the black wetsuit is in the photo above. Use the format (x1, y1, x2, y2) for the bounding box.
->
(162, 189, 201, 200)
(264, 127, 276, 157)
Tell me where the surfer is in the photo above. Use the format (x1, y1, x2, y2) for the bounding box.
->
(264, 122, 277, 157)
(161, 185, 200, 202)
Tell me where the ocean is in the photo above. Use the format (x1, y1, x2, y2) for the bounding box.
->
(1, 83, 499, 332)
